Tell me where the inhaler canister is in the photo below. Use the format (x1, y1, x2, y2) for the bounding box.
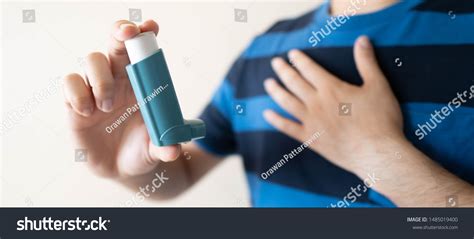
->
(124, 32, 205, 146)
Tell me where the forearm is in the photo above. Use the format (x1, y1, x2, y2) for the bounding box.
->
(352, 137, 474, 207)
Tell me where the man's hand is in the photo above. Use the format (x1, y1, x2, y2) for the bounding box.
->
(263, 36, 404, 173)
(63, 20, 181, 178)
(264, 36, 474, 206)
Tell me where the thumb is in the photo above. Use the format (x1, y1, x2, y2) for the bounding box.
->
(108, 20, 159, 77)
(117, 142, 181, 177)
(148, 143, 182, 163)
(354, 36, 388, 88)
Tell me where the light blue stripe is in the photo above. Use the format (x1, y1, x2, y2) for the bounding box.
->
(211, 80, 474, 134)
(232, 95, 298, 132)
(210, 80, 234, 121)
(243, 4, 474, 59)
(368, 189, 396, 207)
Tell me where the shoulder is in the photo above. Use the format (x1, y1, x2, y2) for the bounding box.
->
(264, 9, 317, 34)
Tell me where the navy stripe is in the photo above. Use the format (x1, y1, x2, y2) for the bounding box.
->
(231, 45, 474, 103)
(264, 9, 316, 33)
(237, 131, 373, 202)
(414, 0, 474, 13)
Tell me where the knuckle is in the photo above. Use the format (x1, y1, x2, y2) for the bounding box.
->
(63, 73, 82, 83)
(85, 52, 106, 63)
(113, 19, 133, 28)
(108, 46, 124, 56)
(273, 90, 285, 101)
(274, 91, 287, 101)
(71, 95, 92, 108)
(284, 71, 299, 80)
(92, 82, 114, 94)
(299, 61, 311, 70)
(276, 119, 288, 128)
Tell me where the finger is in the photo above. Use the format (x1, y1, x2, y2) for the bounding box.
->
(107, 20, 144, 77)
(108, 20, 159, 74)
(354, 36, 388, 88)
(264, 78, 306, 119)
(148, 144, 182, 163)
(271, 57, 315, 100)
(63, 73, 94, 117)
(288, 49, 342, 89)
(84, 52, 115, 112)
(139, 19, 159, 35)
(263, 110, 304, 140)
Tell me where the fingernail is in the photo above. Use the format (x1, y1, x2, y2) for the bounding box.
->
(120, 23, 135, 30)
(264, 79, 274, 88)
(288, 49, 298, 58)
(358, 36, 371, 49)
(101, 99, 113, 112)
(263, 110, 273, 119)
(271, 57, 283, 67)
(141, 19, 153, 25)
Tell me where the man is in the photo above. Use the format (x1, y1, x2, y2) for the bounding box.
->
(63, 0, 474, 207)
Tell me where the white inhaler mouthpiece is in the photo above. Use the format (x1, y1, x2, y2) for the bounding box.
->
(124, 31, 159, 64)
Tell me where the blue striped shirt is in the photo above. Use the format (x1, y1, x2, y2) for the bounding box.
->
(196, 0, 474, 207)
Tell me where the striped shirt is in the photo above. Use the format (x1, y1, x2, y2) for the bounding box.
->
(196, 0, 474, 207)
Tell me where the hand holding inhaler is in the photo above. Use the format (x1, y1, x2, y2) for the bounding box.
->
(63, 20, 205, 178)
(124, 32, 206, 146)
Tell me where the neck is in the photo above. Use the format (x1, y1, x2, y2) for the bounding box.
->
(330, 0, 399, 16)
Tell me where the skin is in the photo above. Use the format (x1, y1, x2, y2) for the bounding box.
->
(64, 0, 474, 206)
(331, 0, 399, 16)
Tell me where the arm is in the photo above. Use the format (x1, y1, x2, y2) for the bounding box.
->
(353, 137, 474, 207)
(263, 36, 474, 207)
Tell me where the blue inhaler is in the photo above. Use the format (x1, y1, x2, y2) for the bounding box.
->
(124, 31, 205, 146)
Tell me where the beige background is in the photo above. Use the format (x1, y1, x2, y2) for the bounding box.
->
(1, 0, 320, 206)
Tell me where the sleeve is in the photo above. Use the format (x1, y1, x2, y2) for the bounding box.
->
(194, 56, 247, 156)
(194, 80, 237, 156)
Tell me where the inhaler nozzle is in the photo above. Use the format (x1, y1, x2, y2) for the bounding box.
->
(124, 32, 159, 64)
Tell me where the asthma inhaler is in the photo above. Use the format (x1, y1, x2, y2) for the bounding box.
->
(124, 31, 205, 146)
